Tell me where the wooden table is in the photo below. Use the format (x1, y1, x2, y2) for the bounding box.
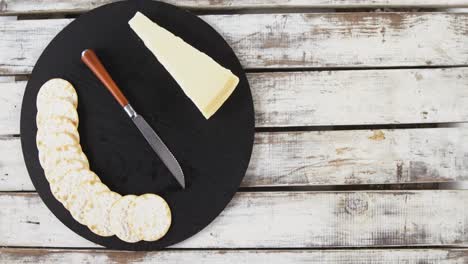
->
(1, 1, 468, 263)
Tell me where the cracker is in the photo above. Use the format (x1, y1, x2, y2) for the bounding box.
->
(37, 133, 80, 167)
(68, 181, 110, 225)
(36, 99, 78, 128)
(41, 144, 88, 173)
(36, 131, 79, 155)
(37, 78, 78, 109)
(50, 169, 100, 208)
(44, 159, 89, 183)
(109, 195, 140, 243)
(128, 193, 171, 241)
(83, 190, 122, 236)
(37, 116, 79, 138)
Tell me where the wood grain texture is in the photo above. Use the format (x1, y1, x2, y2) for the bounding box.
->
(2, 127, 467, 191)
(2, 13, 468, 74)
(1, 248, 467, 264)
(2, 68, 468, 134)
(251, 68, 468, 127)
(247, 127, 468, 186)
(1, 0, 468, 14)
(0, 80, 23, 135)
(0, 137, 30, 191)
(1, 191, 467, 248)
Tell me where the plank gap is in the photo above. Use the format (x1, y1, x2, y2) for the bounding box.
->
(0, 190, 37, 194)
(2, 123, 465, 139)
(2, 181, 466, 196)
(192, 8, 450, 15)
(16, 14, 66, 20)
(2, 124, 463, 138)
(6, 66, 468, 79)
(255, 123, 462, 133)
(0, 134, 20, 140)
(238, 182, 467, 192)
(2, 245, 468, 251)
(11, 65, 468, 80)
(245, 65, 468, 73)
(8, 8, 459, 18)
(2, 0, 468, 15)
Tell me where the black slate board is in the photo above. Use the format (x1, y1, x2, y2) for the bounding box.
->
(20, 0, 254, 250)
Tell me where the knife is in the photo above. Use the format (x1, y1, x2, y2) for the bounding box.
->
(81, 49, 185, 189)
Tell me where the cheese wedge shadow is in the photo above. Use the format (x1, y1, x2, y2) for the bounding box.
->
(129, 12, 239, 119)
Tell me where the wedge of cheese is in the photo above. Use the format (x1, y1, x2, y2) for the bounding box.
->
(129, 12, 239, 119)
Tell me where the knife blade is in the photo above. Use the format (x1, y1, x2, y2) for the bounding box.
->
(126, 106, 185, 188)
(81, 49, 185, 189)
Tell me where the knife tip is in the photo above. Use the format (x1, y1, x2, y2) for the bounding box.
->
(177, 178, 185, 189)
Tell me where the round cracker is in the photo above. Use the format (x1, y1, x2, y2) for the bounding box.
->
(36, 131, 79, 154)
(36, 99, 78, 128)
(37, 116, 78, 137)
(68, 181, 110, 225)
(109, 195, 140, 243)
(83, 190, 122, 236)
(50, 169, 100, 208)
(37, 78, 78, 109)
(44, 159, 89, 183)
(128, 194, 171, 241)
(41, 145, 88, 173)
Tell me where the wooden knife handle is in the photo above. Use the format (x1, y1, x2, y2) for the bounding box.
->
(81, 49, 129, 107)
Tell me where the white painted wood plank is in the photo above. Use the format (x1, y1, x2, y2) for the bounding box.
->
(0, 15, 16, 20)
(2, 13, 468, 74)
(247, 127, 468, 186)
(0, 80, 22, 135)
(251, 68, 468, 127)
(1, 248, 467, 264)
(0, 76, 15, 82)
(2, 68, 468, 135)
(2, 127, 467, 191)
(0, 19, 70, 75)
(1, 0, 468, 15)
(0, 191, 467, 247)
(0, 137, 31, 190)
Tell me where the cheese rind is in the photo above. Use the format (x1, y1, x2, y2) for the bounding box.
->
(129, 12, 239, 119)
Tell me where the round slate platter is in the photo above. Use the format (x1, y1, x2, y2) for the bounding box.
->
(20, 0, 254, 250)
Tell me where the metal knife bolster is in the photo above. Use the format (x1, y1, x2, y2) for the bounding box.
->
(124, 104, 138, 118)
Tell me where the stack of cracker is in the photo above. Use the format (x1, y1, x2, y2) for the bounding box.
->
(36, 79, 171, 242)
